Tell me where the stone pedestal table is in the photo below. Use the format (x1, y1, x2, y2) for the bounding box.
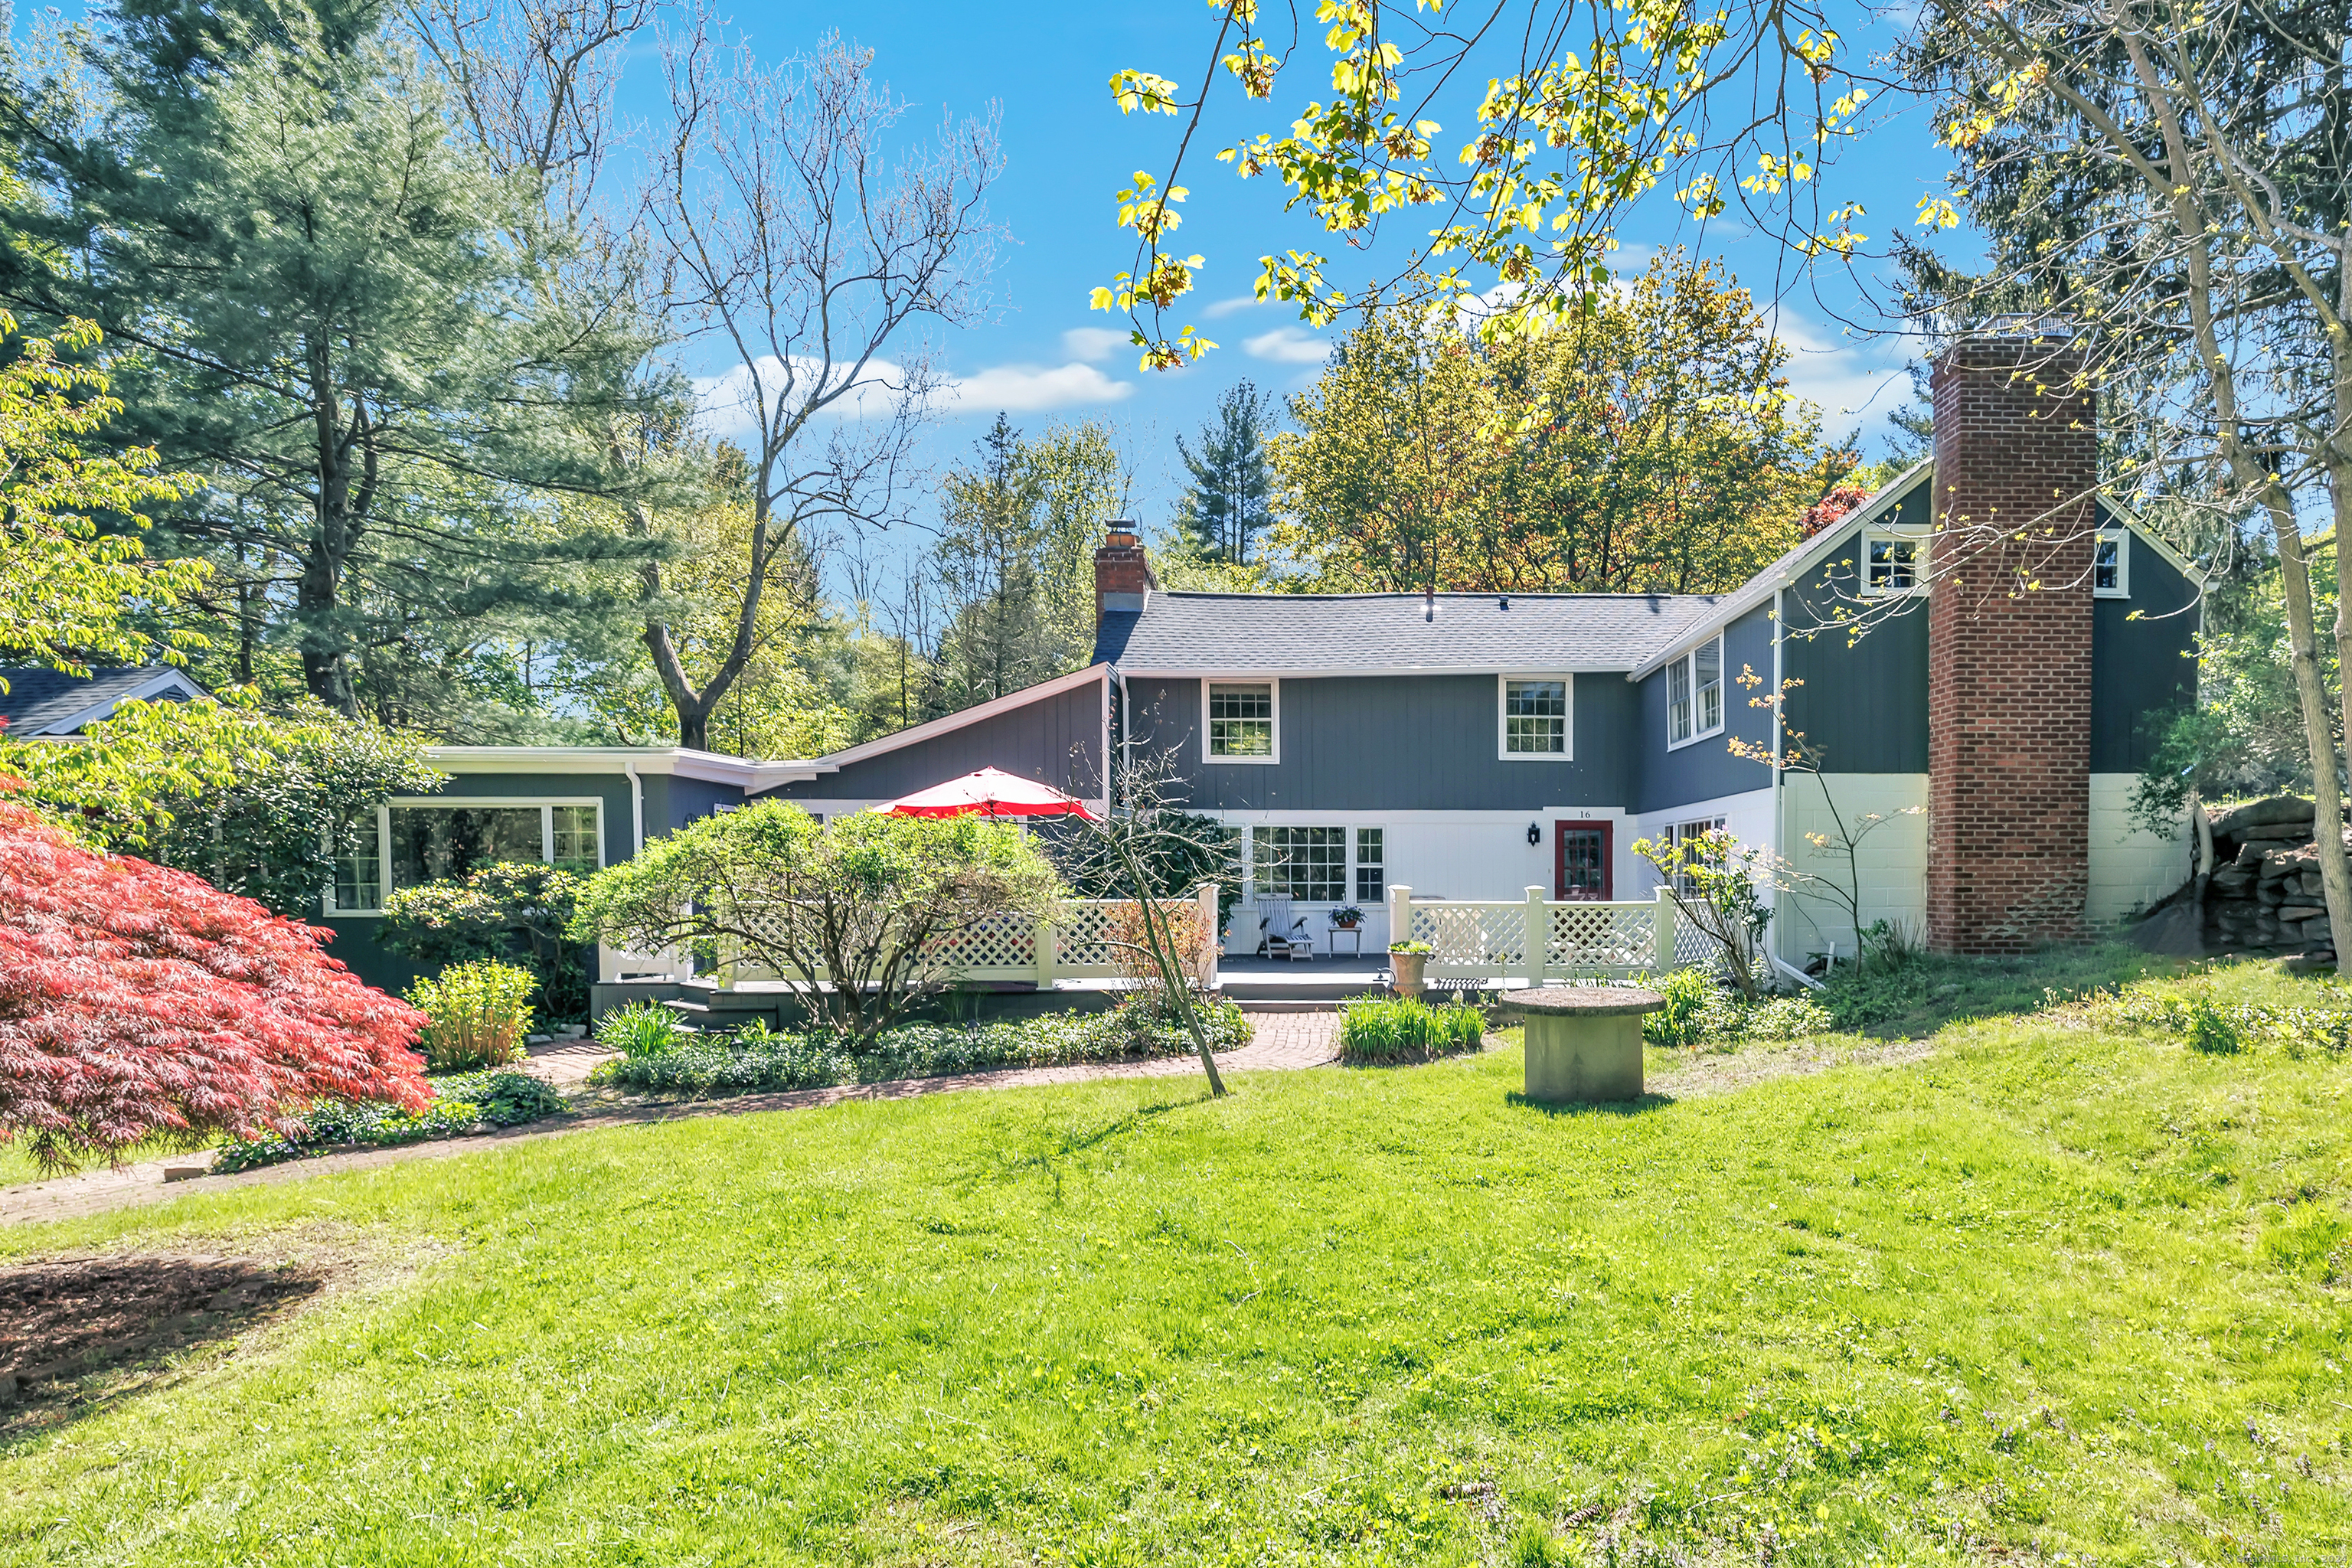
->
(1498, 985, 1664, 1102)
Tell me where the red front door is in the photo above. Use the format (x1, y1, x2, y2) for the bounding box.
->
(1554, 822, 1612, 900)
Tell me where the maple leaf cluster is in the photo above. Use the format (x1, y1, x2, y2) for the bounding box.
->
(1799, 483, 1872, 541)
(0, 798, 430, 1172)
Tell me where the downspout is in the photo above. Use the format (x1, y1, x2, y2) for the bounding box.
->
(622, 758, 645, 858)
(1771, 587, 1787, 965)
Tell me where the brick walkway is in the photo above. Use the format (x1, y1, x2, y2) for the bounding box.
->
(0, 1010, 1341, 1228)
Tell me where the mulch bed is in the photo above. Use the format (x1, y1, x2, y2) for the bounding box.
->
(0, 1254, 326, 1427)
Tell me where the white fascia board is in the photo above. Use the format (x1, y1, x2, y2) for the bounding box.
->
(423, 746, 829, 789)
(1119, 664, 1638, 679)
(35, 669, 208, 736)
(1626, 462, 1935, 682)
(808, 663, 1109, 771)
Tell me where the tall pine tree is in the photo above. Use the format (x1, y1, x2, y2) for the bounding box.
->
(1173, 381, 1277, 565)
(0, 0, 673, 718)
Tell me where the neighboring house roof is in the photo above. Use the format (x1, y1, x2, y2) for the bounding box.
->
(425, 746, 828, 789)
(1093, 591, 1726, 675)
(0, 665, 209, 737)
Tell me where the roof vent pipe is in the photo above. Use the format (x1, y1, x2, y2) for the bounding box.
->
(1424, 585, 1435, 622)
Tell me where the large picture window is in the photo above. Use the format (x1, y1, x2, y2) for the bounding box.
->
(1207, 681, 1276, 760)
(1253, 826, 1346, 902)
(1500, 676, 1570, 757)
(1666, 635, 1723, 748)
(330, 800, 605, 913)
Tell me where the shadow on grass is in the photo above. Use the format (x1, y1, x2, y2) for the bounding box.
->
(0, 1254, 328, 1443)
(988, 1093, 1214, 1200)
(1504, 1089, 1677, 1117)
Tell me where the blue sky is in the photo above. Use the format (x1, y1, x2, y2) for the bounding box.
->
(662, 1, 1968, 546)
(18, 0, 1975, 558)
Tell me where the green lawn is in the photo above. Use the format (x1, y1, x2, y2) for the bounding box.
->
(1, 972, 2347, 1565)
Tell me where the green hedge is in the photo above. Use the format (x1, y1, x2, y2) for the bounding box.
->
(593, 999, 1253, 1097)
(212, 1070, 567, 1174)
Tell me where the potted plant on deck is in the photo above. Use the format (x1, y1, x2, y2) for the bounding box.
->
(1328, 905, 1364, 930)
(1388, 939, 1432, 998)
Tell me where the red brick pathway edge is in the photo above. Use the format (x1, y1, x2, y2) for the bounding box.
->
(0, 1011, 1342, 1229)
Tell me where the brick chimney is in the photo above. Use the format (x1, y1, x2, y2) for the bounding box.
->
(1094, 522, 1156, 623)
(1926, 326, 2099, 955)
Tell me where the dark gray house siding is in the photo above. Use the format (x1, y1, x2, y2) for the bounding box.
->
(315, 768, 639, 992)
(1124, 671, 1635, 812)
(2091, 509, 2200, 773)
(1782, 510, 1932, 776)
(1775, 493, 2197, 778)
(760, 678, 1106, 803)
(1632, 603, 1776, 814)
(642, 773, 746, 836)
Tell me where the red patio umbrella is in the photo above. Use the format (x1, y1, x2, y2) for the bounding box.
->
(877, 767, 1099, 821)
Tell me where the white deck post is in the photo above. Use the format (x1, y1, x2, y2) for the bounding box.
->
(1525, 887, 1549, 985)
(1388, 884, 1413, 953)
(1196, 883, 1220, 990)
(1654, 885, 1677, 974)
(1034, 908, 1057, 990)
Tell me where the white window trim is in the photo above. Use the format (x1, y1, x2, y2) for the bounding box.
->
(2094, 527, 2130, 599)
(1860, 526, 1927, 599)
(1496, 673, 1575, 761)
(1664, 635, 1726, 753)
(325, 796, 607, 916)
(1202, 677, 1280, 765)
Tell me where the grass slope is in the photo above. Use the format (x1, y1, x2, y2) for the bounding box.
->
(1, 1001, 2347, 1565)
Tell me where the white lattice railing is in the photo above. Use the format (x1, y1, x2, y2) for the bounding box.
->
(1390, 884, 1710, 980)
(694, 888, 1220, 991)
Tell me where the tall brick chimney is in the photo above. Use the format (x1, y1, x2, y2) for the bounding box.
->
(1926, 327, 2099, 955)
(1094, 522, 1156, 623)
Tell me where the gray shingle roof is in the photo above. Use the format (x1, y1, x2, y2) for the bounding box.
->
(0, 665, 207, 737)
(1092, 591, 1726, 674)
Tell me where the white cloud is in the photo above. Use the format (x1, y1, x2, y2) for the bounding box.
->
(694, 353, 1132, 438)
(1060, 326, 1132, 363)
(1201, 294, 1265, 319)
(949, 361, 1134, 412)
(1243, 325, 1332, 364)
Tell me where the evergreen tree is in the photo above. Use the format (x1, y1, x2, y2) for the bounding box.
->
(936, 414, 1050, 707)
(1173, 381, 1277, 564)
(0, 0, 673, 718)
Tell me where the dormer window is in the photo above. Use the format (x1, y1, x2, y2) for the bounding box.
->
(2094, 528, 2128, 597)
(1863, 530, 1921, 596)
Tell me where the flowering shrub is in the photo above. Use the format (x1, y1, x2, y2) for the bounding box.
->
(0, 797, 428, 1171)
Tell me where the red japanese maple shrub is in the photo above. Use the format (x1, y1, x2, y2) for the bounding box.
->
(1799, 482, 1872, 540)
(0, 798, 430, 1171)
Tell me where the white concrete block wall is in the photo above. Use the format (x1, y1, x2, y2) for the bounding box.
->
(1775, 773, 1929, 963)
(2088, 773, 2190, 923)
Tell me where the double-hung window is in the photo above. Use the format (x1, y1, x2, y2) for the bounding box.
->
(1500, 676, 1570, 758)
(1863, 530, 1922, 596)
(1206, 681, 1276, 761)
(2094, 528, 2128, 596)
(1354, 828, 1385, 903)
(1665, 635, 1723, 749)
(1252, 826, 1346, 901)
(329, 800, 605, 913)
